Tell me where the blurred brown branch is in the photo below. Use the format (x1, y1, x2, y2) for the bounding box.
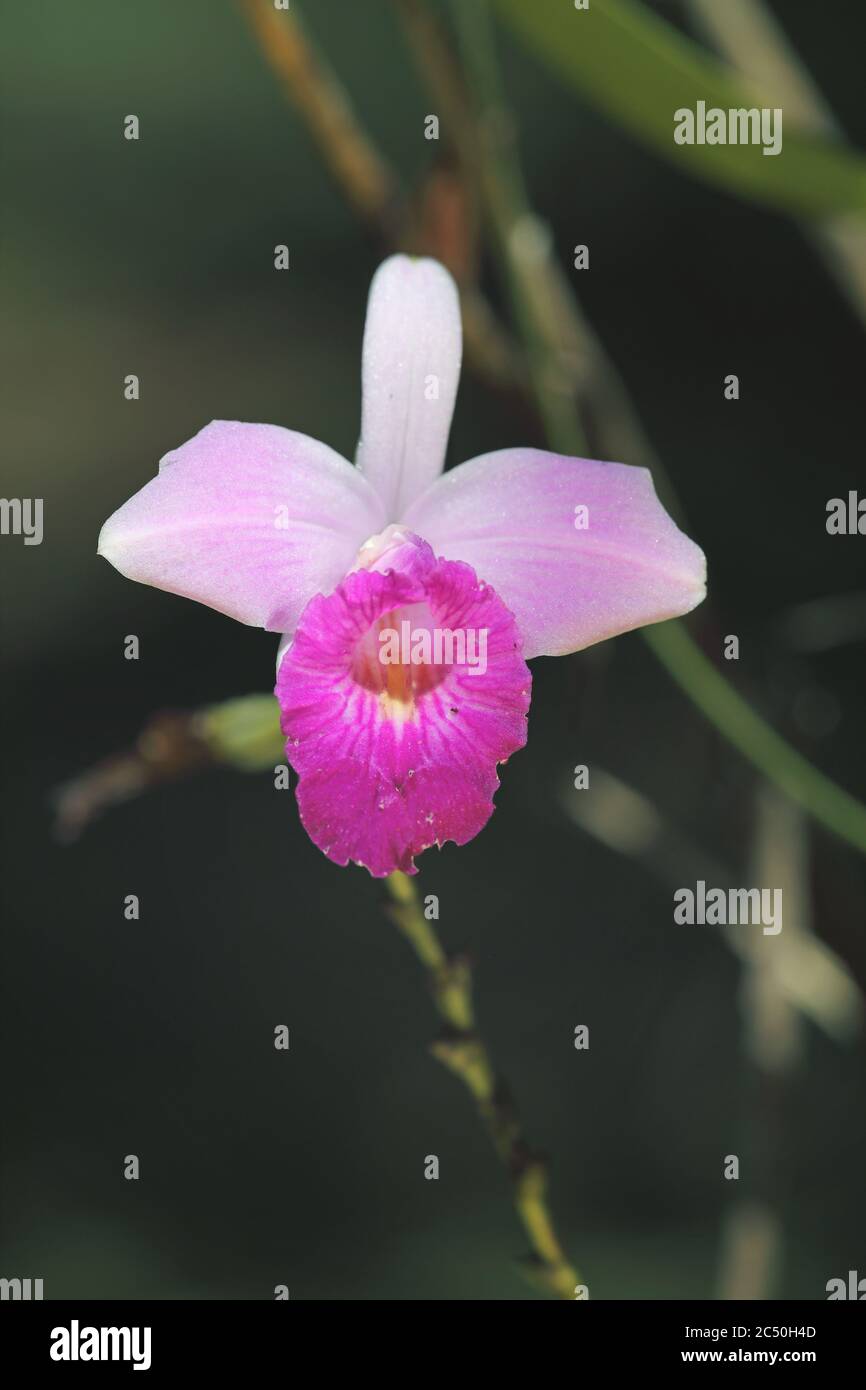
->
(239, 0, 400, 236)
(52, 694, 283, 841)
(238, 0, 525, 392)
(52, 711, 213, 842)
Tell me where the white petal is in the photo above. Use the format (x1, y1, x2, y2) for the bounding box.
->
(404, 448, 706, 658)
(356, 255, 462, 519)
(98, 420, 386, 632)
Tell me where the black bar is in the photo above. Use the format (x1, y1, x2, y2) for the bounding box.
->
(1, 1299, 862, 1374)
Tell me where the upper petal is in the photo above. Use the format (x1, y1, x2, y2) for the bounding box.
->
(98, 420, 386, 632)
(356, 255, 462, 519)
(403, 448, 706, 659)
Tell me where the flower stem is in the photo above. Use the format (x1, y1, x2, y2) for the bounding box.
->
(384, 870, 580, 1299)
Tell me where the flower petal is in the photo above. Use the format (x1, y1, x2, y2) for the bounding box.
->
(276, 532, 530, 876)
(356, 255, 462, 519)
(403, 448, 706, 658)
(98, 421, 386, 632)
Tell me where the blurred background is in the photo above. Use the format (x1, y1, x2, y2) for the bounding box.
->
(1, 0, 865, 1299)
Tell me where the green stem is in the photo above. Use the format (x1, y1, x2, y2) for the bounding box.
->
(385, 871, 581, 1299)
(449, 0, 589, 452)
(687, 0, 866, 333)
(644, 623, 866, 852)
(451, 0, 866, 858)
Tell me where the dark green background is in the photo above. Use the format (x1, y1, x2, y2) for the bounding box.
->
(2, 0, 865, 1299)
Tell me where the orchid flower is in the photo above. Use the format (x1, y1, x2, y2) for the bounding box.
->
(99, 255, 706, 876)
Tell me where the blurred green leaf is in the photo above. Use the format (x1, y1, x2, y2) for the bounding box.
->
(495, 0, 866, 217)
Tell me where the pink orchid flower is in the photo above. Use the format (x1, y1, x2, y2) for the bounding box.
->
(99, 255, 706, 876)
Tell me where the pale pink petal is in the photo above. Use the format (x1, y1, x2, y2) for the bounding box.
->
(276, 532, 530, 876)
(403, 448, 706, 658)
(98, 421, 386, 632)
(356, 255, 462, 518)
